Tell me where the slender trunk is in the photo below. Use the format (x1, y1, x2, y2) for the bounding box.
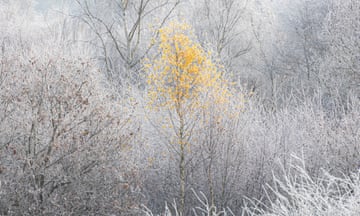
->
(207, 117, 215, 214)
(179, 113, 186, 215)
(208, 158, 215, 215)
(180, 142, 185, 215)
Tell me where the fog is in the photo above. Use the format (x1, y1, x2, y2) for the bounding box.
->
(0, 0, 359, 215)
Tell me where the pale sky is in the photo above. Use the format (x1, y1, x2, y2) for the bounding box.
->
(35, 0, 80, 13)
(34, 0, 60, 12)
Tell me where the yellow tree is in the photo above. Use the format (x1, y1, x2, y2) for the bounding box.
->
(145, 21, 231, 215)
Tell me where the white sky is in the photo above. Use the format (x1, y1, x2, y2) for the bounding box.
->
(34, 0, 60, 12)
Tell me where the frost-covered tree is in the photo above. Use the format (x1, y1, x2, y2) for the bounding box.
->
(76, 0, 180, 90)
(146, 21, 231, 215)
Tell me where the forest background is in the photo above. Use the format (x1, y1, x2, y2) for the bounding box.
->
(0, 0, 359, 215)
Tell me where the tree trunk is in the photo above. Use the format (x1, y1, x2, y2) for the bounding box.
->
(179, 114, 186, 215)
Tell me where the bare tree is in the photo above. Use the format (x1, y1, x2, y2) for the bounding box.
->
(192, 0, 252, 77)
(320, 0, 360, 96)
(76, 0, 180, 89)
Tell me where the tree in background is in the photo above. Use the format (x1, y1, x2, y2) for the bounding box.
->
(76, 0, 180, 91)
(192, 0, 251, 75)
(321, 0, 360, 96)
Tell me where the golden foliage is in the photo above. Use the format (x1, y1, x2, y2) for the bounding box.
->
(145, 22, 231, 112)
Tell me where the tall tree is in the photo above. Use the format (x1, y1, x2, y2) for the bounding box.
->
(145, 21, 230, 215)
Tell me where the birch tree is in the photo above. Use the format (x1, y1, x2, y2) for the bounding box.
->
(145, 21, 231, 215)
